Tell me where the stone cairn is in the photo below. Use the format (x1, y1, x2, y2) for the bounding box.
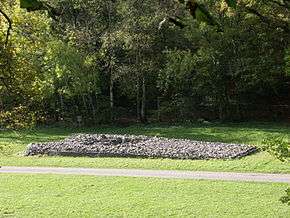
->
(26, 134, 257, 160)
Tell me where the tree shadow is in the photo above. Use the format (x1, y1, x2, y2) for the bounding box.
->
(0, 122, 289, 146)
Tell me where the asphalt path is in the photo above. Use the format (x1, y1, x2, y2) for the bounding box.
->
(1, 166, 290, 183)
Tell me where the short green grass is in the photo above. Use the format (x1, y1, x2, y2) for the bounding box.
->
(0, 174, 289, 217)
(0, 123, 289, 173)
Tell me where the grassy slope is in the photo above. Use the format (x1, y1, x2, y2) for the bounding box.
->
(0, 123, 289, 173)
(1, 174, 289, 217)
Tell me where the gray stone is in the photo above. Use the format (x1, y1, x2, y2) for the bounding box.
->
(25, 134, 258, 160)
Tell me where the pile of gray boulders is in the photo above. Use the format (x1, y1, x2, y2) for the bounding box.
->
(25, 134, 257, 160)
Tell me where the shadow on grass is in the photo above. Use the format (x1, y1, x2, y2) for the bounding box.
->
(0, 122, 289, 146)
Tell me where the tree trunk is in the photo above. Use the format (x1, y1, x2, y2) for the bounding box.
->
(110, 75, 114, 122)
(140, 75, 147, 123)
(136, 79, 140, 121)
(107, 0, 114, 122)
(88, 94, 96, 123)
(59, 93, 64, 118)
(82, 95, 88, 112)
(0, 96, 3, 111)
(157, 97, 161, 122)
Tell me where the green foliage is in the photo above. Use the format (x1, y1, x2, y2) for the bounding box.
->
(159, 2, 289, 121)
(286, 47, 290, 75)
(262, 136, 290, 162)
(0, 106, 36, 129)
(20, 0, 45, 11)
(1, 0, 290, 124)
(0, 144, 13, 156)
(183, 1, 217, 26)
(280, 188, 290, 206)
(225, 0, 237, 8)
(263, 135, 290, 206)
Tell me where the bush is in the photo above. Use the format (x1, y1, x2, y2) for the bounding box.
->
(280, 188, 290, 206)
(262, 136, 290, 162)
(0, 106, 36, 129)
(0, 144, 13, 156)
(263, 136, 290, 206)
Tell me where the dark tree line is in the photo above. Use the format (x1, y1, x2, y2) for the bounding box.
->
(0, 0, 290, 128)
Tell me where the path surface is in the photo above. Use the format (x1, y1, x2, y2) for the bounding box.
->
(1, 166, 290, 183)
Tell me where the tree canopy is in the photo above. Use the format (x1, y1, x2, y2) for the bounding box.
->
(0, 0, 289, 127)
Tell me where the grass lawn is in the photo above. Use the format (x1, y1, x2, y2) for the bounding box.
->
(0, 122, 289, 173)
(0, 174, 289, 217)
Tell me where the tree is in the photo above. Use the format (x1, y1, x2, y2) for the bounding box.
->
(158, 0, 289, 121)
(114, 0, 169, 122)
(1, 0, 289, 126)
(0, 4, 12, 47)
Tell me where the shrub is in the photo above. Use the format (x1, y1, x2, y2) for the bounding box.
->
(280, 188, 290, 206)
(263, 136, 290, 206)
(0, 144, 13, 156)
(0, 106, 36, 129)
(262, 136, 290, 162)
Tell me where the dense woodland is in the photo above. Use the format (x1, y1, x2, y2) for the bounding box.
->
(0, 0, 290, 128)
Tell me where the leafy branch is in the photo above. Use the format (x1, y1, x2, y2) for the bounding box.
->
(0, 7, 12, 47)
